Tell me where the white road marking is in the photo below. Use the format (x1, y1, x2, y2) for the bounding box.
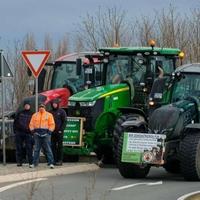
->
(177, 191, 200, 200)
(0, 178, 47, 193)
(111, 181, 163, 191)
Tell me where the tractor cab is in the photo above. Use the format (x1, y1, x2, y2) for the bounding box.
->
(24, 52, 102, 110)
(98, 46, 181, 111)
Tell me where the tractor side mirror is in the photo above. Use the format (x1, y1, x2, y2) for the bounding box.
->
(76, 58, 82, 76)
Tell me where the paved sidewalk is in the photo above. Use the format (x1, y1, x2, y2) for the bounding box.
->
(0, 162, 99, 183)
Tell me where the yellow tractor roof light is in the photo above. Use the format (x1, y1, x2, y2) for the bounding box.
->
(179, 51, 185, 59)
(148, 39, 156, 48)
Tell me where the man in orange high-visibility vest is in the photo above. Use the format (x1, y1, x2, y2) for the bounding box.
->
(29, 103, 55, 169)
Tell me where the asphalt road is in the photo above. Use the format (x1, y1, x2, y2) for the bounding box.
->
(0, 166, 200, 200)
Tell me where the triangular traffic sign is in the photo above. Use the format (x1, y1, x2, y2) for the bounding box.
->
(22, 50, 50, 78)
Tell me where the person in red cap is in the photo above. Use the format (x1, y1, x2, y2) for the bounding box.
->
(50, 99, 66, 165)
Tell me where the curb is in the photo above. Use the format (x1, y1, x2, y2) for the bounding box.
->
(0, 163, 99, 183)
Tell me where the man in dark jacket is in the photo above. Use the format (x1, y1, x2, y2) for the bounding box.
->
(50, 99, 66, 165)
(13, 100, 33, 167)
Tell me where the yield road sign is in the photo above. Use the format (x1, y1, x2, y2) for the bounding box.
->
(22, 50, 50, 78)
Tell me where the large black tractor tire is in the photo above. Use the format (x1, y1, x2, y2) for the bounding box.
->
(180, 133, 200, 181)
(117, 132, 150, 178)
(113, 114, 137, 162)
(163, 159, 180, 174)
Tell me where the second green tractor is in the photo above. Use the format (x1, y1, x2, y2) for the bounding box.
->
(64, 45, 181, 162)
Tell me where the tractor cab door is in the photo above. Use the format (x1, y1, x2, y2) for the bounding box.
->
(148, 77, 169, 115)
(83, 64, 95, 88)
(83, 62, 102, 89)
(38, 63, 54, 92)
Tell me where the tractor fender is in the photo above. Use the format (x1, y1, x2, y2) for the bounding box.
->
(183, 123, 200, 135)
(95, 112, 117, 134)
(118, 107, 147, 122)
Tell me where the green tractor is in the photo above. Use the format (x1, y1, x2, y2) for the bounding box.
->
(117, 63, 200, 181)
(64, 45, 181, 162)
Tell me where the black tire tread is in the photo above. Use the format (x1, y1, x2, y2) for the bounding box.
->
(113, 113, 150, 178)
(180, 133, 200, 181)
(113, 114, 136, 162)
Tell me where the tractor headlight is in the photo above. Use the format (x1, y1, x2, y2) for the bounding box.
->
(149, 97, 155, 106)
(68, 101, 76, 106)
(80, 101, 96, 107)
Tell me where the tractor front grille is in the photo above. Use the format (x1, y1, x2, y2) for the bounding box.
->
(68, 99, 104, 132)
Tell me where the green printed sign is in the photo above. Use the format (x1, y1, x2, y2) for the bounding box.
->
(63, 117, 84, 146)
(121, 133, 142, 163)
(121, 132, 166, 164)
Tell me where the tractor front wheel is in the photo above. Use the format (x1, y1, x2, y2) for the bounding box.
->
(113, 114, 142, 162)
(117, 132, 150, 178)
(180, 133, 200, 181)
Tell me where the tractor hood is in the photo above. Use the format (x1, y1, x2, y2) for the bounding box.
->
(40, 88, 71, 108)
(149, 99, 197, 140)
(69, 83, 129, 102)
(17, 88, 71, 113)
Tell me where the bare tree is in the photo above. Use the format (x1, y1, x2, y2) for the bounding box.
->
(187, 9, 200, 62)
(73, 34, 85, 53)
(153, 5, 189, 50)
(78, 7, 132, 50)
(10, 33, 36, 108)
(135, 16, 156, 46)
(55, 34, 69, 59)
(133, 5, 190, 64)
(44, 33, 54, 61)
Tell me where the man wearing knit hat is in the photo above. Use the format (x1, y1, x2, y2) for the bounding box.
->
(13, 100, 34, 167)
(50, 99, 66, 165)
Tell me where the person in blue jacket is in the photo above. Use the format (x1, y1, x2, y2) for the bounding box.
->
(13, 100, 33, 167)
(50, 99, 67, 165)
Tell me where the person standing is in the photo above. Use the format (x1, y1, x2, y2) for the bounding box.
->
(13, 100, 33, 167)
(29, 103, 55, 168)
(50, 99, 66, 165)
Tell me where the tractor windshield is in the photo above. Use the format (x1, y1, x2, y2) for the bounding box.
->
(106, 55, 147, 84)
(51, 62, 84, 91)
(171, 74, 200, 102)
(51, 61, 102, 92)
(149, 56, 175, 78)
(106, 55, 175, 85)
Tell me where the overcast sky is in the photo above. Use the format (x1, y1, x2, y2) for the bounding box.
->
(0, 0, 199, 50)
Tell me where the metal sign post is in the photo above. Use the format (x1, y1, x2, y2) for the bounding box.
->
(35, 77, 38, 112)
(0, 50, 6, 165)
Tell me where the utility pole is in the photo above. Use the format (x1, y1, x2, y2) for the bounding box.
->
(0, 50, 6, 165)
